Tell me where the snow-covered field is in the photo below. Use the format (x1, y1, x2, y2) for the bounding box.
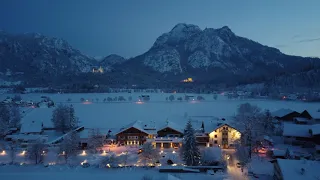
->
(2, 93, 320, 130)
(0, 165, 230, 180)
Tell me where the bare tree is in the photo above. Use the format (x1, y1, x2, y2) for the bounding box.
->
(27, 140, 46, 164)
(177, 97, 183, 101)
(51, 104, 77, 133)
(139, 142, 159, 166)
(8, 142, 17, 164)
(234, 103, 264, 158)
(0, 105, 10, 136)
(235, 144, 250, 172)
(10, 105, 21, 129)
(60, 131, 80, 164)
(88, 128, 105, 152)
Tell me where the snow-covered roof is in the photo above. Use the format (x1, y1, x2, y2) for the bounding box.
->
(116, 120, 151, 135)
(276, 159, 320, 180)
(264, 135, 273, 143)
(20, 120, 42, 133)
(294, 117, 308, 122)
(272, 108, 295, 117)
(21, 108, 53, 128)
(308, 111, 320, 119)
(157, 121, 184, 134)
(311, 124, 320, 135)
(283, 123, 311, 138)
(5, 134, 48, 142)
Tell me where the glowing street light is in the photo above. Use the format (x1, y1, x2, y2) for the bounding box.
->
(81, 150, 86, 156)
(0, 150, 6, 155)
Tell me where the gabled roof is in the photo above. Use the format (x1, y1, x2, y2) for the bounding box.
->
(157, 121, 184, 134)
(115, 120, 151, 135)
(282, 123, 311, 138)
(271, 108, 296, 118)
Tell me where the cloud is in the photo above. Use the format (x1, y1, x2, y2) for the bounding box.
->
(274, 44, 288, 48)
(291, 34, 301, 40)
(295, 37, 320, 43)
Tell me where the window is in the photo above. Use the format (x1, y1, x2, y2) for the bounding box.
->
(214, 140, 218, 144)
(223, 127, 225, 130)
(226, 127, 228, 130)
(214, 135, 217, 138)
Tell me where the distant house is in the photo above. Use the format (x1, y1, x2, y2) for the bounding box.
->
(273, 159, 320, 180)
(283, 123, 320, 145)
(115, 120, 156, 146)
(149, 121, 184, 149)
(272, 108, 300, 121)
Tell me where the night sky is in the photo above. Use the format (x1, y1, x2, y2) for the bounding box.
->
(1, 0, 319, 58)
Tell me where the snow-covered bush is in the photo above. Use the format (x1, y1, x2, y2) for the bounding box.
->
(139, 142, 159, 166)
(107, 97, 113, 101)
(169, 95, 175, 101)
(213, 94, 218, 100)
(80, 98, 85, 102)
(177, 97, 183, 101)
(197, 96, 205, 101)
(118, 96, 126, 101)
(100, 153, 119, 168)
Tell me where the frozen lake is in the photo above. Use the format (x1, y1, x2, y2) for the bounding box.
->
(2, 93, 320, 129)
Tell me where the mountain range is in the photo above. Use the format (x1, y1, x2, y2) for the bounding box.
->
(0, 24, 319, 89)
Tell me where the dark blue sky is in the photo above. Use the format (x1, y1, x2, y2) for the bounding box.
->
(1, 0, 319, 58)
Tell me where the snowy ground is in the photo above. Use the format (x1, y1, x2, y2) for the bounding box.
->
(4, 92, 320, 130)
(0, 165, 230, 180)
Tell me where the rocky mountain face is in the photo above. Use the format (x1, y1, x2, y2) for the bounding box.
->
(0, 24, 319, 88)
(0, 31, 98, 84)
(116, 23, 318, 85)
(99, 54, 127, 72)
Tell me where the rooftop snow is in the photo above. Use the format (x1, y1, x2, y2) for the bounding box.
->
(277, 159, 320, 180)
(311, 124, 320, 135)
(116, 120, 152, 135)
(157, 121, 184, 134)
(20, 119, 42, 133)
(283, 123, 311, 138)
(271, 108, 295, 117)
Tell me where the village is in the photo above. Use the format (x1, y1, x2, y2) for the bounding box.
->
(0, 92, 320, 180)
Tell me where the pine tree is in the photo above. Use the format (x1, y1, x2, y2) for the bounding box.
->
(182, 120, 200, 166)
(0, 105, 10, 136)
